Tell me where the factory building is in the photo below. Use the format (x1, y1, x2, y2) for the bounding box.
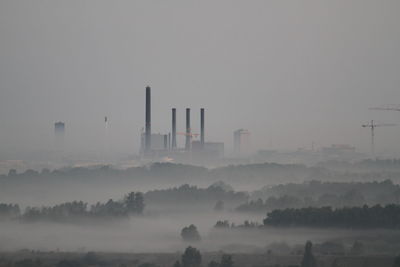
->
(141, 86, 224, 163)
(140, 133, 168, 152)
(192, 141, 224, 158)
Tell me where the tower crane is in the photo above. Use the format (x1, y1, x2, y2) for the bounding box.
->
(362, 120, 396, 158)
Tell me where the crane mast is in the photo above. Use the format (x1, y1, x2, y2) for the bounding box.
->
(362, 120, 396, 158)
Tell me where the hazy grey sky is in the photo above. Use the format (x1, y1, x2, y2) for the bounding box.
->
(1, 0, 400, 158)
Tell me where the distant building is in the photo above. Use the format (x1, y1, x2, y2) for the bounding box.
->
(54, 122, 65, 136)
(192, 141, 224, 158)
(54, 121, 65, 151)
(233, 129, 250, 156)
(141, 133, 168, 152)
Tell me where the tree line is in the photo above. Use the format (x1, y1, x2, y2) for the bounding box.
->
(0, 192, 144, 222)
(251, 180, 400, 208)
(264, 204, 400, 229)
(144, 184, 247, 206)
(0, 203, 20, 219)
(236, 189, 372, 213)
(214, 220, 260, 229)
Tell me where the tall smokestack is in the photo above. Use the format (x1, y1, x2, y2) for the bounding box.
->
(185, 108, 191, 151)
(200, 108, 205, 148)
(145, 86, 151, 152)
(172, 108, 177, 149)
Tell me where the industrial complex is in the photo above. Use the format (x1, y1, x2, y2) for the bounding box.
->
(49, 86, 384, 167)
(140, 86, 224, 164)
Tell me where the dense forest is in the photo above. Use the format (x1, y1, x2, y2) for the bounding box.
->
(236, 188, 400, 213)
(235, 179, 400, 213)
(250, 179, 400, 203)
(214, 220, 260, 229)
(144, 183, 247, 207)
(3, 159, 400, 189)
(264, 205, 400, 229)
(317, 159, 400, 172)
(0, 192, 144, 222)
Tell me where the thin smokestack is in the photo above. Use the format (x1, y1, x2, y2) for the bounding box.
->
(164, 134, 168, 150)
(168, 132, 171, 150)
(145, 86, 151, 152)
(200, 108, 205, 148)
(172, 108, 177, 149)
(185, 108, 191, 151)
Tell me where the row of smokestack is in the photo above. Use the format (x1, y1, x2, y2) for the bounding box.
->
(145, 86, 205, 153)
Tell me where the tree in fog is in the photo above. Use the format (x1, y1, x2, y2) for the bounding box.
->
(8, 169, 17, 177)
(214, 220, 230, 228)
(220, 255, 233, 267)
(138, 263, 159, 267)
(57, 259, 81, 267)
(14, 259, 42, 267)
(264, 205, 400, 229)
(350, 241, 364, 255)
(173, 261, 182, 267)
(0, 203, 20, 218)
(181, 246, 202, 267)
(19, 191, 145, 222)
(301, 241, 317, 267)
(342, 189, 365, 207)
(208, 260, 219, 267)
(124, 192, 145, 214)
(393, 255, 400, 267)
(181, 224, 201, 242)
(207, 254, 233, 267)
(82, 252, 99, 265)
(145, 184, 247, 207)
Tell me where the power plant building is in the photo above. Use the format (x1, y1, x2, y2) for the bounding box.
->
(192, 141, 224, 158)
(141, 133, 168, 152)
(141, 86, 224, 162)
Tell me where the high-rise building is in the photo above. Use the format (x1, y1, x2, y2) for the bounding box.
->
(141, 133, 168, 151)
(54, 121, 65, 150)
(233, 129, 250, 156)
(54, 122, 65, 137)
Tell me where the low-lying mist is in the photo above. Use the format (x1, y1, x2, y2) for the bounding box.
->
(1, 162, 400, 256)
(1, 210, 396, 254)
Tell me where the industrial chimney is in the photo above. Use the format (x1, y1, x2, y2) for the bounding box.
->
(172, 108, 177, 149)
(185, 108, 191, 151)
(200, 108, 205, 148)
(145, 86, 151, 152)
(164, 134, 168, 150)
